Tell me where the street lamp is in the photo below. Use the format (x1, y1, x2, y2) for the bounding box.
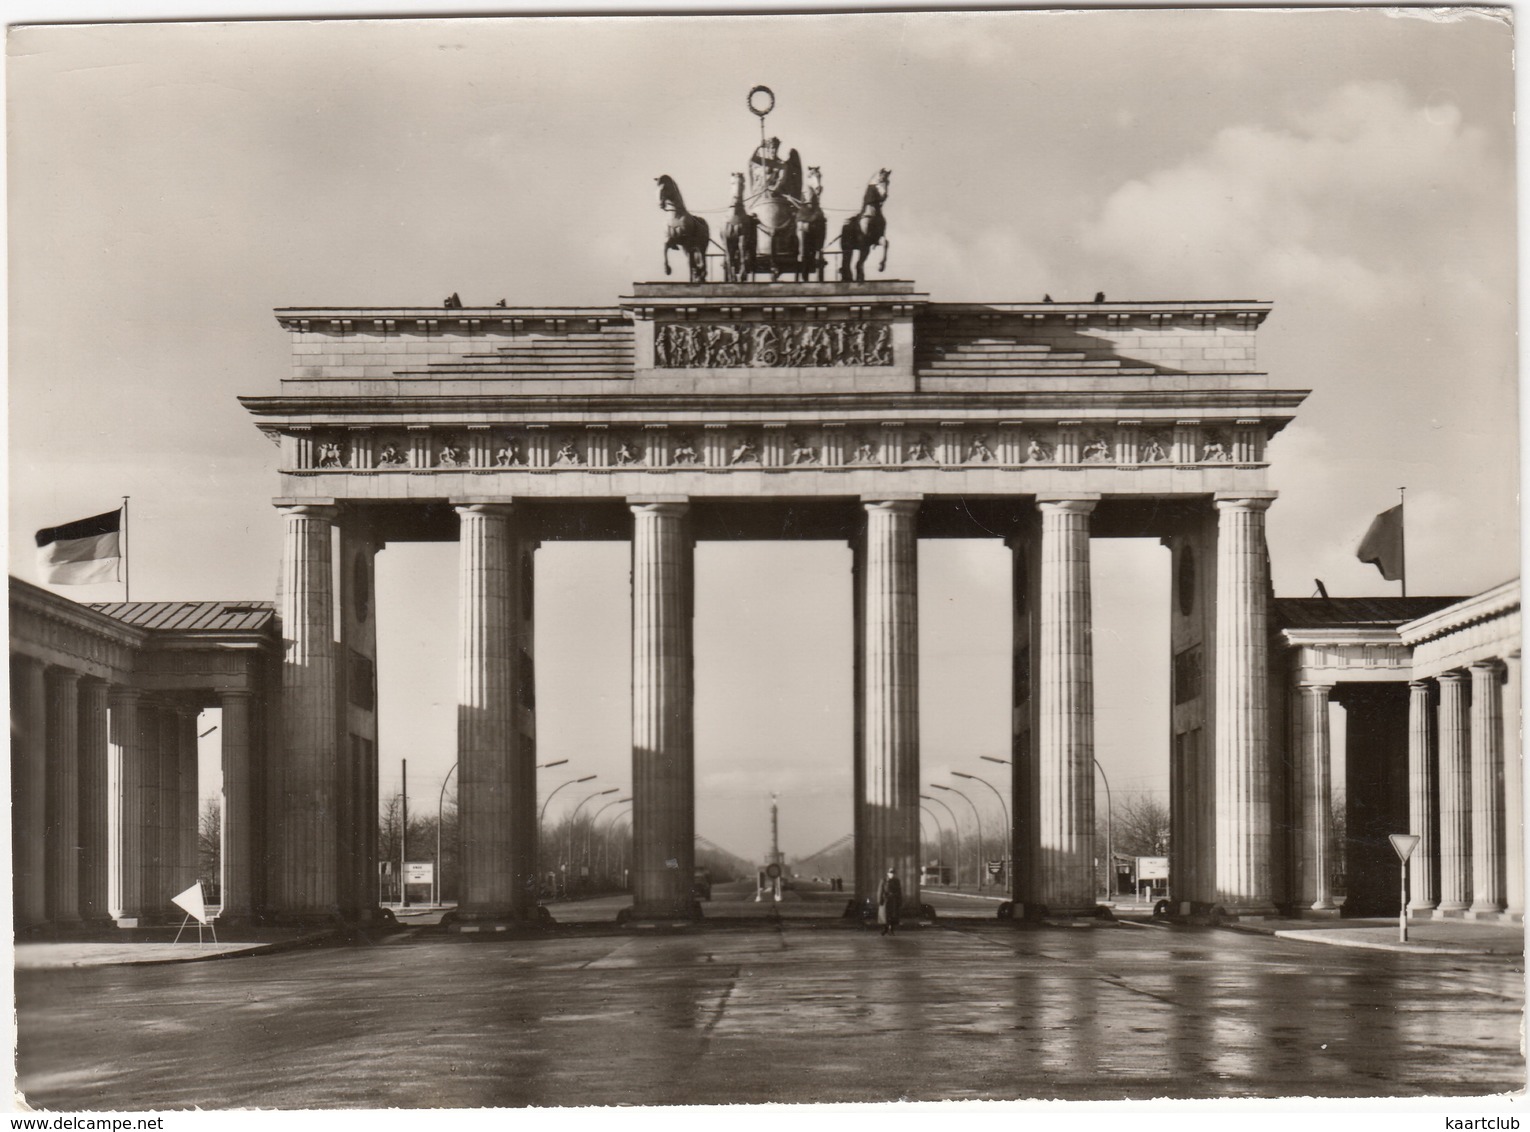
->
(568, 787, 619, 888)
(920, 791, 964, 887)
(920, 804, 949, 884)
(587, 795, 632, 875)
(541, 774, 597, 826)
(1094, 758, 1114, 901)
(933, 782, 984, 890)
(600, 802, 632, 880)
(954, 769, 1011, 896)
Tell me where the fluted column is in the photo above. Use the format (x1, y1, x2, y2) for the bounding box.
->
(1407, 680, 1438, 912)
(1035, 495, 1097, 914)
(12, 656, 47, 929)
(277, 501, 340, 918)
(629, 497, 695, 919)
(1436, 670, 1472, 914)
(178, 708, 200, 896)
(1300, 684, 1335, 912)
(45, 668, 83, 924)
(219, 691, 254, 918)
(854, 498, 921, 904)
(157, 706, 181, 910)
(1213, 493, 1276, 914)
(1469, 661, 1505, 915)
(456, 502, 527, 920)
(108, 688, 146, 925)
(78, 679, 111, 922)
(1503, 653, 1522, 916)
(138, 701, 163, 920)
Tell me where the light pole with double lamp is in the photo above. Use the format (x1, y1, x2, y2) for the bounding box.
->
(933, 782, 984, 891)
(954, 769, 1011, 895)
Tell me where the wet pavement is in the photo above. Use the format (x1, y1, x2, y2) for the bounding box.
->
(14, 918, 1524, 1108)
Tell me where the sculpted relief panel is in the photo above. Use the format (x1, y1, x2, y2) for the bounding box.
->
(654, 321, 893, 368)
(288, 419, 1266, 473)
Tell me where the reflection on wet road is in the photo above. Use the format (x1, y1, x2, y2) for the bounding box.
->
(15, 921, 1523, 1108)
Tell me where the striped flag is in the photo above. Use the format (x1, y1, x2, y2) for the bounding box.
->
(35, 508, 122, 585)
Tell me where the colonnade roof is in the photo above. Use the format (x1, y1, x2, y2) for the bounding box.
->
(1275, 596, 1462, 632)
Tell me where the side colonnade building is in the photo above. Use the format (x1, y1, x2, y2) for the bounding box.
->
(9, 581, 276, 930)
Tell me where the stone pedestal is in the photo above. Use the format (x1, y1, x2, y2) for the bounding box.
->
(1435, 671, 1471, 915)
(1301, 684, 1336, 912)
(1468, 661, 1505, 915)
(108, 688, 146, 926)
(1212, 494, 1276, 916)
(853, 498, 921, 905)
(455, 502, 531, 921)
(276, 502, 340, 920)
(219, 691, 255, 919)
(1034, 495, 1097, 915)
(1407, 680, 1438, 912)
(629, 498, 696, 920)
(78, 679, 112, 923)
(45, 668, 82, 924)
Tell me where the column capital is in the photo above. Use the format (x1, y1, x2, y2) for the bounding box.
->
(107, 686, 144, 706)
(1213, 491, 1277, 512)
(218, 688, 254, 704)
(1470, 658, 1506, 676)
(274, 499, 338, 521)
(628, 495, 690, 516)
(453, 501, 515, 518)
(1299, 682, 1334, 697)
(861, 496, 921, 515)
(1437, 669, 1470, 685)
(1409, 678, 1434, 691)
(1036, 494, 1099, 515)
(46, 666, 82, 686)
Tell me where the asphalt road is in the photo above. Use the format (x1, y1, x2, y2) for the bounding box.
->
(15, 918, 1522, 1109)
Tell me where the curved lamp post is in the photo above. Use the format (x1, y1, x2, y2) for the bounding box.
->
(568, 787, 618, 885)
(933, 782, 984, 890)
(920, 792, 963, 885)
(587, 795, 631, 875)
(955, 769, 1011, 896)
(920, 804, 949, 884)
(541, 774, 597, 827)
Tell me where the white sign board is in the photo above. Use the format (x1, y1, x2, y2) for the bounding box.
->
(404, 861, 433, 885)
(172, 882, 210, 925)
(1137, 856, 1170, 881)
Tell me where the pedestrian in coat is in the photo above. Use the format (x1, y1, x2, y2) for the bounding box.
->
(877, 867, 903, 935)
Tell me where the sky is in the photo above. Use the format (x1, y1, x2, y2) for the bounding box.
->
(6, 6, 1519, 866)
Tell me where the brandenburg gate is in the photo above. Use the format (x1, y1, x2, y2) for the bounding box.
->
(241, 271, 1306, 924)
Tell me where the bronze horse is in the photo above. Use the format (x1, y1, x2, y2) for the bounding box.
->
(722, 172, 757, 282)
(794, 166, 827, 282)
(839, 168, 891, 283)
(656, 174, 710, 283)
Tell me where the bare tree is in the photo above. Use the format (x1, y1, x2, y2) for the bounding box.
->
(199, 796, 221, 893)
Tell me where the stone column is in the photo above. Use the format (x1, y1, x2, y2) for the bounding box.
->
(138, 701, 163, 920)
(1213, 493, 1276, 915)
(1436, 670, 1472, 915)
(629, 497, 695, 919)
(178, 708, 200, 896)
(1407, 680, 1438, 912)
(1034, 494, 1098, 914)
(78, 678, 112, 923)
(854, 498, 921, 904)
(1300, 684, 1336, 912)
(277, 501, 340, 919)
(1469, 661, 1505, 916)
(219, 690, 255, 919)
(108, 688, 146, 925)
(1503, 653, 1523, 917)
(455, 502, 527, 921)
(12, 656, 47, 929)
(157, 706, 181, 910)
(45, 668, 82, 925)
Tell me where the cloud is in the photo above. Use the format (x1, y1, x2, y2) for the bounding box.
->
(1079, 81, 1502, 308)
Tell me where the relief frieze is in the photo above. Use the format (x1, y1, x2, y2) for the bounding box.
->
(654, 321, 893, 368)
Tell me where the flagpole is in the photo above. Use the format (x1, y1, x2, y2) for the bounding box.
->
(121, 496, 130, 603)
(1398, 486, 1407, 598)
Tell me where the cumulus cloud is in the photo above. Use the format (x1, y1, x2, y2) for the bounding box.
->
(1079, 81, 1503, 308)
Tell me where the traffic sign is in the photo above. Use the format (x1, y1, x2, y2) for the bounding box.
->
(765, 863, 782, 879)
(1388, 834, 1420, 863)
(986, 861, 1003, 877)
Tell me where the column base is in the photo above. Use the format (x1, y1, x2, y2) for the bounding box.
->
(1407, 900, 1438, 915)
(1432, 904, 1470, 919)
(1466, 905, 1508, 920)
(1300, 906, 1342, 920)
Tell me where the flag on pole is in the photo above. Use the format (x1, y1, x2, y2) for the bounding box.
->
(35, 508, 122, 585)
(1356, 503, 1405, 581)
